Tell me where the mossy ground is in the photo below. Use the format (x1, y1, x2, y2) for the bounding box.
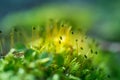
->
(0, 20, 111, 80)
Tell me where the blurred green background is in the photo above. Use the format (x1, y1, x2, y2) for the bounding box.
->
(0, 0, 120, 41)
(0, 0, 120, 80)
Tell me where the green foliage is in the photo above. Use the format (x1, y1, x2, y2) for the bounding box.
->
(14, 43, 26, 52)
(0, 46, 110, 80)
(0, 20, 112, 80)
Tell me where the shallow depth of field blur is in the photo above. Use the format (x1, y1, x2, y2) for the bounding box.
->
(0, 0, 120, 80)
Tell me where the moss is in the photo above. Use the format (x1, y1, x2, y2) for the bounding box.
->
(0, 20, 110, 80)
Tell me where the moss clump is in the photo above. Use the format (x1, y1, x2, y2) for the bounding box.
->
(0, 20, 110, 80)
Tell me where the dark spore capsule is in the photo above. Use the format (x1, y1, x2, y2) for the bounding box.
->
(91, 49, 93, 53)
(0, 30, 2, 34)
(71, 31, 74, 34)
(107, 75, 110, 78)
(84, 55, 87, 59)
(14, 28, 17, 32)
(91, 67, 94, 71)
(0, 56, 5, 59)
(81, 39, 84, 42)
(59, 41, 61, 44)
(33, 27, 36, 30)
(80, 47, 83, 50)
(60, 36, 62, 40)
(76, 39, 78, 42)
(95, 51, 98, 54)
(0, 54, 3, 57)
(2, 56, 5, 59)
(61, 24, 64, 27)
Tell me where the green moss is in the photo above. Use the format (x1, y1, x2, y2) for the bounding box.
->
(0, 20, 110, 80)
